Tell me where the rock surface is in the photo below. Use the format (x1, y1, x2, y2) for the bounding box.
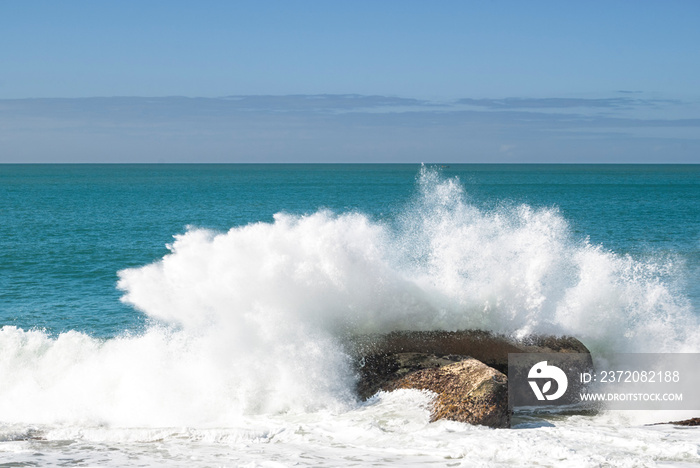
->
(351, 330, 590, 428)
(383, 357, 509, 428)
(350, 330, 588, 375)
(653, 418, 700, 426)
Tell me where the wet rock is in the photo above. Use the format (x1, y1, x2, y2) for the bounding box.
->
(350, 329, 590, 428)
(356, 352, 467, 399)
(350, 330, 589, 376)
(382, 357, 510, 428)
(652, 417, 700, 426)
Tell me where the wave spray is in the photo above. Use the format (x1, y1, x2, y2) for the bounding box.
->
(1, 167, 697, 427)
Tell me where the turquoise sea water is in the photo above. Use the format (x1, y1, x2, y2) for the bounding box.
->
(2, 164, 698, 337)
(1, 164, 700, 467)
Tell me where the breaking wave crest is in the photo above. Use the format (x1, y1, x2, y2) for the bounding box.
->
(0, 167, 697, 426)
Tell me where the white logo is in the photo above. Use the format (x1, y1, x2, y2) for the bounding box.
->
(528, 361, 568, 401)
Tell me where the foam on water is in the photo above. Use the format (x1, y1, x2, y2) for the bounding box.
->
(0, 167, 698, 434)
(1, 391, 699, 467)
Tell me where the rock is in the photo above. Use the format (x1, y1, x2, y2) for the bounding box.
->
(672, 418, 700, 426)
(383, 357, 510, 428)
(356, 352, 469, 399)
(652, 418, 700, 426)
(350, 330, 589, 375)
(350, 329, 590, 428)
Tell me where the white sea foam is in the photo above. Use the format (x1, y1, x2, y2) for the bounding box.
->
(0, 167, 698, 465)
(1, 392, 698, 467)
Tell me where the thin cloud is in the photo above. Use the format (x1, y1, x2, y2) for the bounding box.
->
(1, 94, 698, 163)
(220, 94, 430, 111)
(0, 95, 433, 122)
(457, 97, 667, 109)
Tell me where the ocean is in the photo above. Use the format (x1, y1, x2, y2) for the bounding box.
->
(1, 163, 699, 466)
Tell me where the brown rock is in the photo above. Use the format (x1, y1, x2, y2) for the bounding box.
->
(652, 417, 700, 426)
(349, 330, 590, 429)
(383, 358, 509, 428)
(356, 352, 466, 399)
(349, 330, 588, 376)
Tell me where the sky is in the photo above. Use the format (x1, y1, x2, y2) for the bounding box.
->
(1, 0, 699, 163)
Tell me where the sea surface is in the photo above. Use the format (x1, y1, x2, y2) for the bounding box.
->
(0, 163, 699, 466)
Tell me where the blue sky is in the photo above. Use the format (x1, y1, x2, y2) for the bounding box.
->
(1, 1, 699, 162)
